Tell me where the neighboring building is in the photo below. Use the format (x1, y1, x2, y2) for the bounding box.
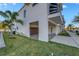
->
(16, 3, 65, 42)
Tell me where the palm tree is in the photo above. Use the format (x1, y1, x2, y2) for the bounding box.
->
(0, 10, 23, 36)
(73, 16, 79, 23)
(67, 24, 73, 31)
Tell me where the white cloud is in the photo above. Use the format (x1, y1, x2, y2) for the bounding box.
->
(63, 5, 67, 8)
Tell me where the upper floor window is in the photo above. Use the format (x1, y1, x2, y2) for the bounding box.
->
(24, 10, 26, 18)
(32, 3, 38, 7)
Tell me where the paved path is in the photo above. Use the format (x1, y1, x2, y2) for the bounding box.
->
(0, 32, 5, 48)
(68, 31, 79, 46)
(51, 31, 79, 48)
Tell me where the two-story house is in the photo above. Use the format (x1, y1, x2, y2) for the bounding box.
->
(16, 3, 65, 42)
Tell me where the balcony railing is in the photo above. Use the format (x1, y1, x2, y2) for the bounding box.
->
(49, 3, 62, 15)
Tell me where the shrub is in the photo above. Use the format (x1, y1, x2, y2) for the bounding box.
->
(58, 31, 70, 36)
(76, 30, 79, 35)
(76, 30, 78, 33)
(77, 33, 79, 35)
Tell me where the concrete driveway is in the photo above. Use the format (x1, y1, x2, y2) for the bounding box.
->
(0, 32, 5, 48)
(51, 31, 79, 48)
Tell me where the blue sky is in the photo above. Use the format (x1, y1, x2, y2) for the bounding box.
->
(0, 3, 79, 27)
(0, 3, 24, 21)
(62, 3, 79, 27)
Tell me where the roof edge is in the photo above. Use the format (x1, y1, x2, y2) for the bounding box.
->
(18, 3, 31, 13)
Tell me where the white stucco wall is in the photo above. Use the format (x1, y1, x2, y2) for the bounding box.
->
(17, 3, 49, 42)
(38, 4, 48, 41)
(55, 24, 63, 35)
(17, 5, 30, 37)
(17, 3, 64, 42)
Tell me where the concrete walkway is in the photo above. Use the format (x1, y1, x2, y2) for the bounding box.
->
(0, 32, 5, 48)
(68, 31, 79, 46)
(51, 31, 79, 48)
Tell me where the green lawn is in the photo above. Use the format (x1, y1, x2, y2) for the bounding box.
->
(0, 32, 79, 56)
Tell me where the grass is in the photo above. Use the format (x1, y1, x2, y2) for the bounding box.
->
(58, 31, 70, 36)
(0, 32, 79, 56)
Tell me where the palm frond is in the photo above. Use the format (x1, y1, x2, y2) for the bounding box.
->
(12, 12, 19, 18)
(11, 12, 19, 21)
(5, 10, 12, 19)
(0, 10, 23, 30)
(15, 19, 23, 25)
(73, 16, 79, 22)
(5, 10, 12, 16)
(0, 11, 8, 18)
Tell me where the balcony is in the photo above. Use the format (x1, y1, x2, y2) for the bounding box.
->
(48, 3, 64, 25)
(48, 3, 62, 15)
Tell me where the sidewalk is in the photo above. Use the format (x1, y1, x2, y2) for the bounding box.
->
(51, 31, 79, 48)
(0, 32, 5, 48)
(68, 31, 79, 46)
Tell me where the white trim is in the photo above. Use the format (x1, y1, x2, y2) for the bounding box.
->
(59, 12, 64, 24)
(48, 20, 57, 25)
(48, 12, 61, 18)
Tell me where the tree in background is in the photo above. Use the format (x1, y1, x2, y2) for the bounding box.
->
(67, 24, 73, 31)
(73, 15, 79, 23)
(0, 10, 23, 36)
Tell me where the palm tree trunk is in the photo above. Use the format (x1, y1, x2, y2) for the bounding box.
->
(9, 26, 13, 37)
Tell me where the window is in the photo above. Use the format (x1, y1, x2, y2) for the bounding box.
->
(24, 10, 26, 18)
(32, 3, 38, 7)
